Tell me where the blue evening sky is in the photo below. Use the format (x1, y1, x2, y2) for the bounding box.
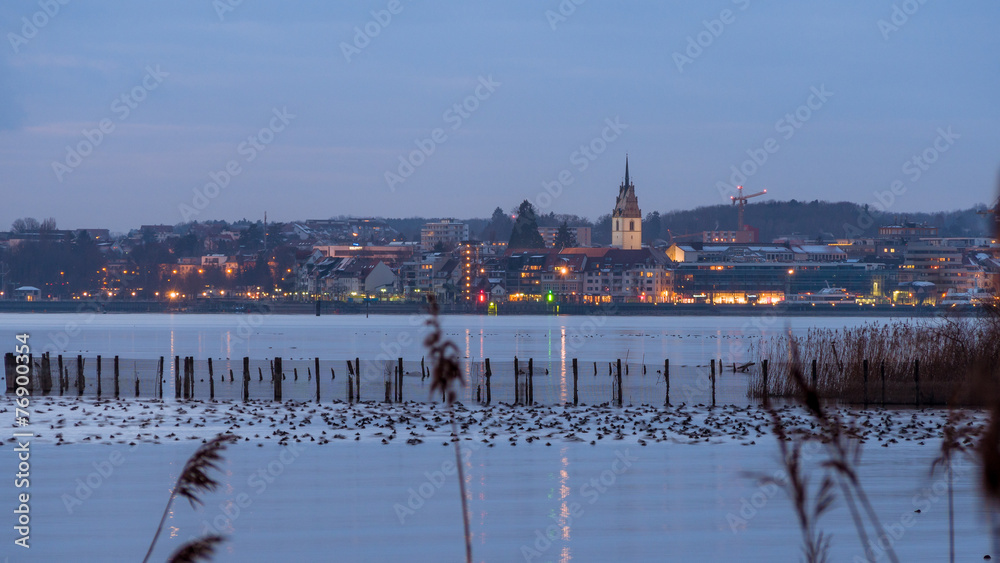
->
(0, 1, 997, 231)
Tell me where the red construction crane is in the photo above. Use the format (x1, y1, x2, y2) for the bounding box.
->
(730, 185, 767, 232)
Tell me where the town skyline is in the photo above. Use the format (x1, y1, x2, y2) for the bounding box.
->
(2, 2, 998, 232)
(4, 194, 993, 239)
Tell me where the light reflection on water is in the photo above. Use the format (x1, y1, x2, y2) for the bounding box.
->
(3, 313, 916, 364)
(19, 436, 989, 562)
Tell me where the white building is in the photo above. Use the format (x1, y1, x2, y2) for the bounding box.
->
(420, 219, 469, 251)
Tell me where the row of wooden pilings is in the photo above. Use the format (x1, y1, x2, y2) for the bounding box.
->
(4, 353, 683, 406)
(4, 353, 756, 407)
(473, 357, 677, 408)
(3, 352, 152, 399)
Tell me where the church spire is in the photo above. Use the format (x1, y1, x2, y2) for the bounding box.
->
(624, 155, 630, 187)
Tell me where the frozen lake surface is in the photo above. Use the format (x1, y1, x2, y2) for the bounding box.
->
(3, 438, 989, 562)
(0, 313, 982, 562)
(3, 312, 932, 364)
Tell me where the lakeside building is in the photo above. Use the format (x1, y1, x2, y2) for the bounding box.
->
(504, 247, 672, 304)
(420, 219, 470, 252)
(878, 221, 939, 239)
(312, 244, 416, 268)
(670, 262, 887, 304)
(538, 226, 592, 248)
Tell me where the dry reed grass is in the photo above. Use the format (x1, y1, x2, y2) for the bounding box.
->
(749, 310, 1000, 405)
(424, 294, 473, 563)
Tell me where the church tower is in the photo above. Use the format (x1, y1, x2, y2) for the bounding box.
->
(611, 156, 642, 250)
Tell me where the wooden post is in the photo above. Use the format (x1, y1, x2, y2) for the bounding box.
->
(863, 359, 869, 408)
(114, 356, 120, 399)
(315, 358, 321, 402)
(3, 353, 12, 393)
(914, 359, 920, 408)
(183, 357, 191, 399)
(397, 357, 403, 402)
(243, 369, 250, 403)
(294, 368, 298, 381)
(811, 359, 817, 388)
(593, 361, 597, 376)
(384, 379, 391, 403)
(572, 358, 579, 406)
(761, 359, 769, 404)
(57, 355, 64, 396)
(274, 357, 283, 401)
(710, 359, 716, 407)
(616, 358, 622, 407)
(258, 367, 263, 381)
(664, 359, 670, 406)
(347, 371, 354, 403)
(175, 356, 181, 399)
(134, 374, 139, 398)
(77, 355, 84, 396)
(41, 353, 52, 395)
(420, 357, 425, 381)
(528, 358, 534, 406)
(514, 357, 520, 405)
(208, 357, 214, 381)
(96, 355, 102, 398)
(157, 356, 163, 399)
(355, 358, 360, 402)
(484, 358, 492, 406)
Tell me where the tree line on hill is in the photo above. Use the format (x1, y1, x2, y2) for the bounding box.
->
(389, 199, 992, 248)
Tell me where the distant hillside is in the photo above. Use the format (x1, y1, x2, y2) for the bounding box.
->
(644, 200, 991, 244)
(381, 200, 992, 246)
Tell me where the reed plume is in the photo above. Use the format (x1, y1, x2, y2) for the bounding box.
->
(424, 294, 473, 563)
(167, 534, 226, 563)
(143, 434, 238, 563)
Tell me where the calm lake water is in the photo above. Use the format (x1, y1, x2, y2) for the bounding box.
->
(2, 312, 980, 562)
(4, 312, 937, 406)
(7, 441, 988, 562)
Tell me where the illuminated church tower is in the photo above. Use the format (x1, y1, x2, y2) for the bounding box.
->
(611, 156, 642, 250)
